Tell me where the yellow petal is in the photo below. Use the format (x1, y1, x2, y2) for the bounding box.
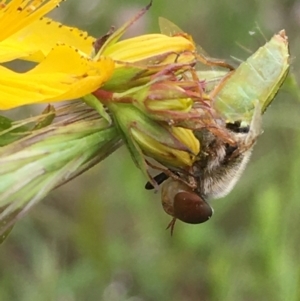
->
(0, 17, 96, 62)
(0, 0, 63, 41)
(0, 45, 114, 110)
(104, 34, 195, 63)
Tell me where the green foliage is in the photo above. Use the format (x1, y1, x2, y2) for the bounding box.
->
(1, 0, 300, 300)
(0, 115, 27, 146)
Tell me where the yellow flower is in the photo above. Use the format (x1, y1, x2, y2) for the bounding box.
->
(1, 1, 195, 67)
(0, 0, 95, 62)
(0, 0, 114, 110)
(0, 1, 196, 110)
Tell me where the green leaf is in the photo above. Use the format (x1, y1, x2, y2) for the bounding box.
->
(0, 116, 28, 147)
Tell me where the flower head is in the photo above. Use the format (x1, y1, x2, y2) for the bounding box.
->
(0, 0, 200, 111)
(0, 0, 115, 110)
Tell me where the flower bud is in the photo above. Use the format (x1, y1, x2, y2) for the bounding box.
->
(109, 103, 200, 170)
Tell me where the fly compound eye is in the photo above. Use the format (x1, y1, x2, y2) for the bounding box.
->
(161, 178, 214, 235)
(173, 191, 213, 224)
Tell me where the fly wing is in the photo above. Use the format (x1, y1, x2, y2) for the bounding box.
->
(159, 17, 209, 57)
(158, 17, 228, 92)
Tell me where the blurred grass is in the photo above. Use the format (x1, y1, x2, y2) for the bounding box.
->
(1, 0, 300, 300)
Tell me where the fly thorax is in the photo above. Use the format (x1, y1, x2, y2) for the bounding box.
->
(193, 123, 256, 199)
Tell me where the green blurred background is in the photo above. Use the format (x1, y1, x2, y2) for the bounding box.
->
(1, 0, 300, 300)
